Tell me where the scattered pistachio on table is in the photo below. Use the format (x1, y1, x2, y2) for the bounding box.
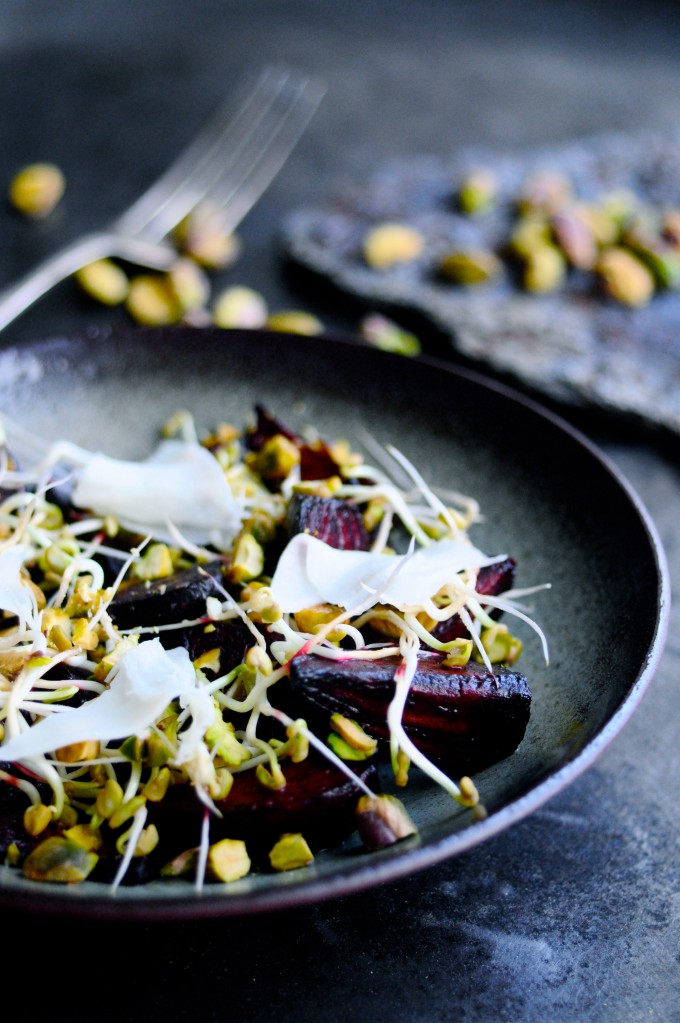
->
(8, 162, 66, 219)
(362, 221, 425, 269)
(595, 247, 655, 307)
(265, 309, 324, 335)
(212, 285, 268, 328)
(173, 206, 242, 269)
(76, 259, 130, 306)
(359, 312, 421, 356)
(438, 248, 503, 286)
(456, 167, 498, 216)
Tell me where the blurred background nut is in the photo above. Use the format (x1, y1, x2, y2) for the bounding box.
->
(126, 273, 182, 325)
(596, 247, 655, 306)
(517, 169, 572, 216)
(266, 309, 323, 334)
(76, 259, 130, 305)
(359, 312, 421, 356)
(551, 209, 597, 270)
(456, 167, 498, 216)
(174, 206, 242, 269)
(362, 221, 425, 269)
(212, 285, 268, 328)
(9, 162, 65, 219)
(522, 244, 566, 293)
(167, 257, 211, 313)
(438, 248, 503, 286)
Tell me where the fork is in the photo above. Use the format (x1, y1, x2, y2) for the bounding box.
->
(0, 66, 325, 332)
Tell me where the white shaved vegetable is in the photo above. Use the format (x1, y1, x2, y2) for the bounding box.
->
(68, 439, 245, 549)
(269, 533, 506, 613)
(0, 544, 43, 644)
(0, 639, 197, 762)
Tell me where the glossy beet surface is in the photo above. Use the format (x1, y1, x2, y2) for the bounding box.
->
(0, 327, 667, 920)
(158, 756, 378, 866)
(108, 561, 226, 630)
(289, 652, 531, 775)
(286, 492, 371, 549)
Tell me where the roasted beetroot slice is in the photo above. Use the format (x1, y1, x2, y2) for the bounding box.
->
(154, 755, 378, 864)
(287, 492, 371, 550)
(169, 619, 253, 679)
(299, 441, 341, 481)
(108, 560, 226, 631)
(246, 404, 300, 451)
(431, 556, 517, 644)
(288, 651, 531, 776)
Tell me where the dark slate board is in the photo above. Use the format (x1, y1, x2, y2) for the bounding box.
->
(282, 129, 680, 440)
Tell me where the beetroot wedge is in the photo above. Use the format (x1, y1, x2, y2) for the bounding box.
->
(108, 560, 226, 631)
(154, 755, 378, 865)
(287, 492, 371, 550)
(288, 651, 531, 776)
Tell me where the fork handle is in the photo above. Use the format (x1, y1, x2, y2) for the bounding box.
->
(0, 233, 177, 333)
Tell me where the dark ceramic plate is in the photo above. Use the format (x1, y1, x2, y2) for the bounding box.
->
(0, 327, 668, 920)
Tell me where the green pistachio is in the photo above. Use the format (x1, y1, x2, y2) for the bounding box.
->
(517, 169, 571, 216)
(330, 713, 378, 754)
(359, 313, 421, 356)
(9, 162, 65, 219)
(266, 310, 324, 335)
(213, 285, 268, 328)
(22, 836, 98, 883)
(355, 794, 417, 851)
(76, 259, 130, 305)
(229, 532, 264, 584)
(23, 803, 53, 837)
(551, 209, 597, 270)
(438, 248, 502, 286)
(269, 833, 314, 871)
(362, 222, 425, 269)
(457, 168, 498, 216)
(522, 244, 566, 293)
(596, 246, 655, 306)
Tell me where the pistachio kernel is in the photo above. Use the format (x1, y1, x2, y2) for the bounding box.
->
(229, 532, 265, 584)
(269, 833, 314, 872)
(457, 168, 498, 216)
(213, 285, 268, 328)
(596, 247, 655, 307)
(9, 162, 65, 219)
(363, 222, 425, 269)
(55, 739, 100, 763)
(355, 794, 418, 851)
(266, 310, 324, 335)
(207, 838, 251, 881)
(64, 824, 103, 852)
(359, 313, 421, 356)
(23, 803, 53, 837)
(522, 244, 566, 293)
(167, 257, 211, 314)
(330, 713, 378, 754)
(76, 259, 129, 305)
(438, 248, 502, 286)
(126, 274, 182, 325)
(22, 836, 98, 884)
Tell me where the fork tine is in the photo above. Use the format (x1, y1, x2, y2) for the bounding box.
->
(191, 74, 326, 237)
(115, 67, 324, 242)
